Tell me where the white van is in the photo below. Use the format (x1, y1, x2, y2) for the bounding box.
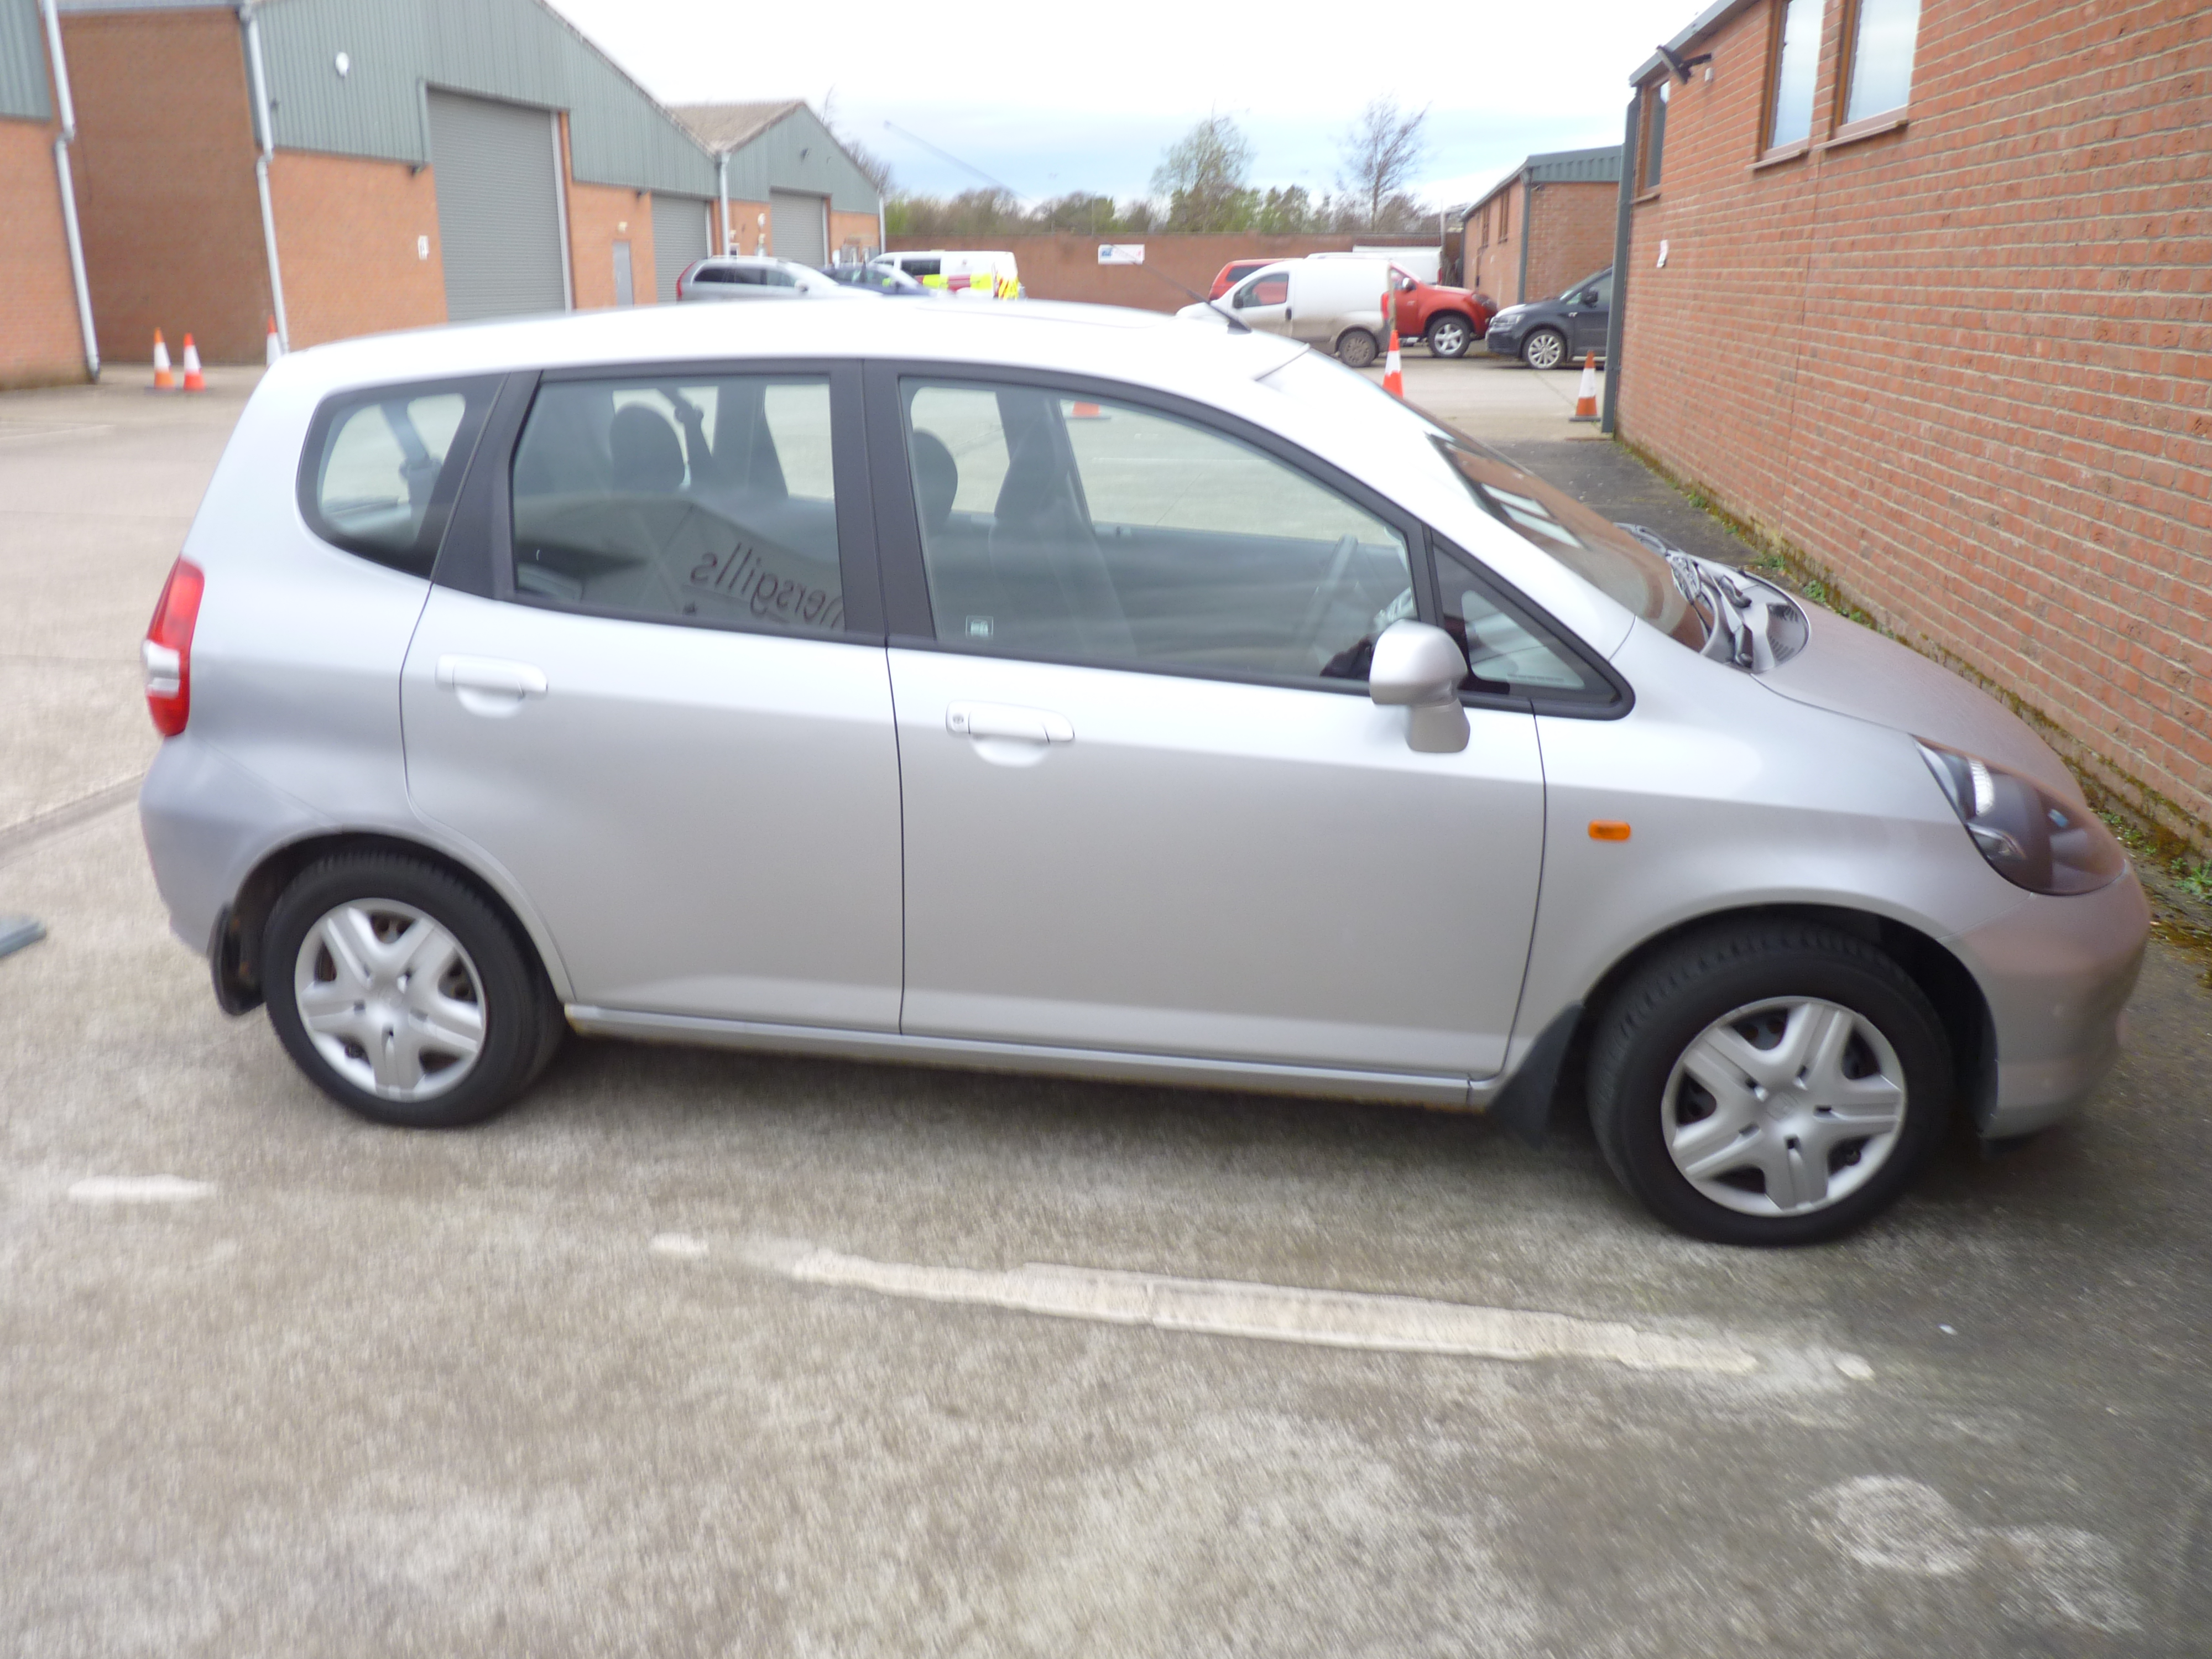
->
(869, 249, 1022, 298)
(1177, 259, 1396, 366)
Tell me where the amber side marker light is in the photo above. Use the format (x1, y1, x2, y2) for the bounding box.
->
(1588, 821, 1632, 842)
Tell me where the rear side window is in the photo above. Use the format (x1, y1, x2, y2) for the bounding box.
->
(299, 377, 498, 576)
(508, 373, 845, 634)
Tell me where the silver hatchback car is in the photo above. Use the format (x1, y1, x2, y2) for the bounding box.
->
(138, 300, 2148, 1244)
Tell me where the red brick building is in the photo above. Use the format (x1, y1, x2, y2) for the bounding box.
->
(1, 0, 95, 387)
(1614, 0, 2211, 851)
(883, 232, 1439, 311)
(1460, 145, 1621, 309)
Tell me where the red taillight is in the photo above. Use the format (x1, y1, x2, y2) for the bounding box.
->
(144, 557, 204, 737)
(676, 264, 688, 300)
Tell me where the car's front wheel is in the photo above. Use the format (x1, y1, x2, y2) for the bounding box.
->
(1425, 315, 1473, 358)
(263, 852, 561, 1129)
(1521, 327, 1568, 371)
(1587, 920, 1952, 1244)
(1336, 328, 1379, 368)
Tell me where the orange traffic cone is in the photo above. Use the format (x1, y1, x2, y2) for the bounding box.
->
(180, 334, 205, 393)
(1382, 328, 1404, 399)
(1571, 352, 1600, 421)
(1068, 401, 1106, 420)
(151, 330, 175, 390)
(264, 316, 283, 366)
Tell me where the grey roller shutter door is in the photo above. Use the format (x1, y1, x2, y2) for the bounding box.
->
(653, 194, 712, 303)
(769, 190, 826, 268)
(427, 90, 568, 323)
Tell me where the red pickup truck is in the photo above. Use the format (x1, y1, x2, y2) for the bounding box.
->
(1384, 269, 1495, 360)
(1206, 259, 1494, 358)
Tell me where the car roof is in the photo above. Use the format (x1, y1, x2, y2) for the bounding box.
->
(272, 298, 1301, 402)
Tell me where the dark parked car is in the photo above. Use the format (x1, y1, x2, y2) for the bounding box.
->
(1484, 267, 1612, 369)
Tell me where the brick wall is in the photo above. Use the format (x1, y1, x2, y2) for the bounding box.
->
(62, 8, 269, 364)
(1525, 180, 1618, 304)
(1466, 188, 1520, 306)
(886, 232, 1438, 310)
(269, 151, 445, 348)
(723, 197, 770, 254)
(1619, 0, 2212, 849)
(1, 111, 88, 387)
(829, 208, 878, 262)
(561, 121, 655, 310)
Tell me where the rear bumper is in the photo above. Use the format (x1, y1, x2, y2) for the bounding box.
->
(139, 735, 328, 956)
(1952, 872, 2152, 1137)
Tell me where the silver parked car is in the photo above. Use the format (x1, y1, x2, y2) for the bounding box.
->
(674, 254, 848, 301)
(138, 300, 2148, 1244)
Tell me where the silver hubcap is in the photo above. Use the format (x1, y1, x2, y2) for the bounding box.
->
(1526, 332, 1563, 369)
(294, 900, 486, 1102)
(1663, 997, 1907, 1217)
(1433, 321, 1466, 353)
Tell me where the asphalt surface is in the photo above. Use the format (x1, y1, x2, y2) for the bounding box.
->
(4, 362, 2210, 1657)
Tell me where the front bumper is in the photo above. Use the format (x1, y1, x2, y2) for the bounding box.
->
(1484, 327, 1524, 357)
(1952, 871, 2151, 1137)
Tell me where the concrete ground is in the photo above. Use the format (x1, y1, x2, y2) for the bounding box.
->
(4, 363, 2210, 1658)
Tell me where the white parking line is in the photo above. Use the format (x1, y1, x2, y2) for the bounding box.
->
(67, 1175, 214, 1204)
(751, 1244, 1759, 1375)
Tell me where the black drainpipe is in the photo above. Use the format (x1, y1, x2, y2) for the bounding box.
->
(1600, 93, 1640, 436)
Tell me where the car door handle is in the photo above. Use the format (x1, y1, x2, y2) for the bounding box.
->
(437, 655, 548, 697)
(947, 702, 1074, 744)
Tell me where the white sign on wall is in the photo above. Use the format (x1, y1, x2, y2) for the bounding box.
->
(1097, 244, 1146, 265)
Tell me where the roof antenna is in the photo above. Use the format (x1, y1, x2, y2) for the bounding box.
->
(1133, 264, 1250, 333)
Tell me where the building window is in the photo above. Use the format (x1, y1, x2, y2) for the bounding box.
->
(1767, 0, 1824, 150)
(1642, 80, 1669, 190)
(1500, 192, 1510, 241)
(1843, 0, 1919, 122)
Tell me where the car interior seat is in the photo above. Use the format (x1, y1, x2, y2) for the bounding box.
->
(609, 405, 685, 495)
(987, 410, 1133, 656)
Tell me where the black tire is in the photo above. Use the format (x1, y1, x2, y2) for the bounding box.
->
(1521, 327, 1568, 371)
(1337, 328, 1379, 368)
(1426, 314, 1474, 359)
(1587, 920, 1952, 1245)
(263, 851, 560, 1129)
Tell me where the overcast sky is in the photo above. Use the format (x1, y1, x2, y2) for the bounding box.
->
(541, 0, 1679, 208)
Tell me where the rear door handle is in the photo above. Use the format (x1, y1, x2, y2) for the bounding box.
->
(947, 702, 1074, 744)
(437, 655, 548, 697)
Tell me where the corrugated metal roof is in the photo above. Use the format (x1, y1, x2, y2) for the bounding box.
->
(222, 0, 714, 195)
(1457, 144, 1622, 222)
(1, 0, 53, 123)
(678, 100, 880, 215)
(1526, 143, 1623, 185)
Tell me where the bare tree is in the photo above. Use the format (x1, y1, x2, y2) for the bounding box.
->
(1150, 115, 1255, 232)
(1337, 98, 1428, 229)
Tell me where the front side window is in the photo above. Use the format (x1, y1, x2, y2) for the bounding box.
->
(1844, 0, 1920, 122)
(1235, 273, 1290, 308)
(1432, 542, 1614, 707)
(901, 379, 1411, 684)
(1767, 0, 1824, 149)
(509, 374, 844, 633)
(300, 377, 498, 576)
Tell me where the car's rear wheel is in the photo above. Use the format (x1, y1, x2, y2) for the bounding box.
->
(263, 852, 560, 1129)
(1521, 327, 1568, 371)
(1587, 920, 1952, 1245)
(1426, 315, 1473, 358)
(1337, 328, 1379, 368)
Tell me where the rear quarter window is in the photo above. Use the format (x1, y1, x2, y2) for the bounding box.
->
(298, 377, 499, 576)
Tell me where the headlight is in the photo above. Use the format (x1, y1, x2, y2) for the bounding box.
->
(1917, 740, 2128, 895)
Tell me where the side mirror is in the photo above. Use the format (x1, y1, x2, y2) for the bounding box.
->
(1579, 289, 1600, 306)
(1369, 620, 1470, 753)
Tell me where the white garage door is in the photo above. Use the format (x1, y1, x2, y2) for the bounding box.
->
(769, 190, 827, 268)
(427, 90, 568, 323)
(653, 194, 712, 303)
